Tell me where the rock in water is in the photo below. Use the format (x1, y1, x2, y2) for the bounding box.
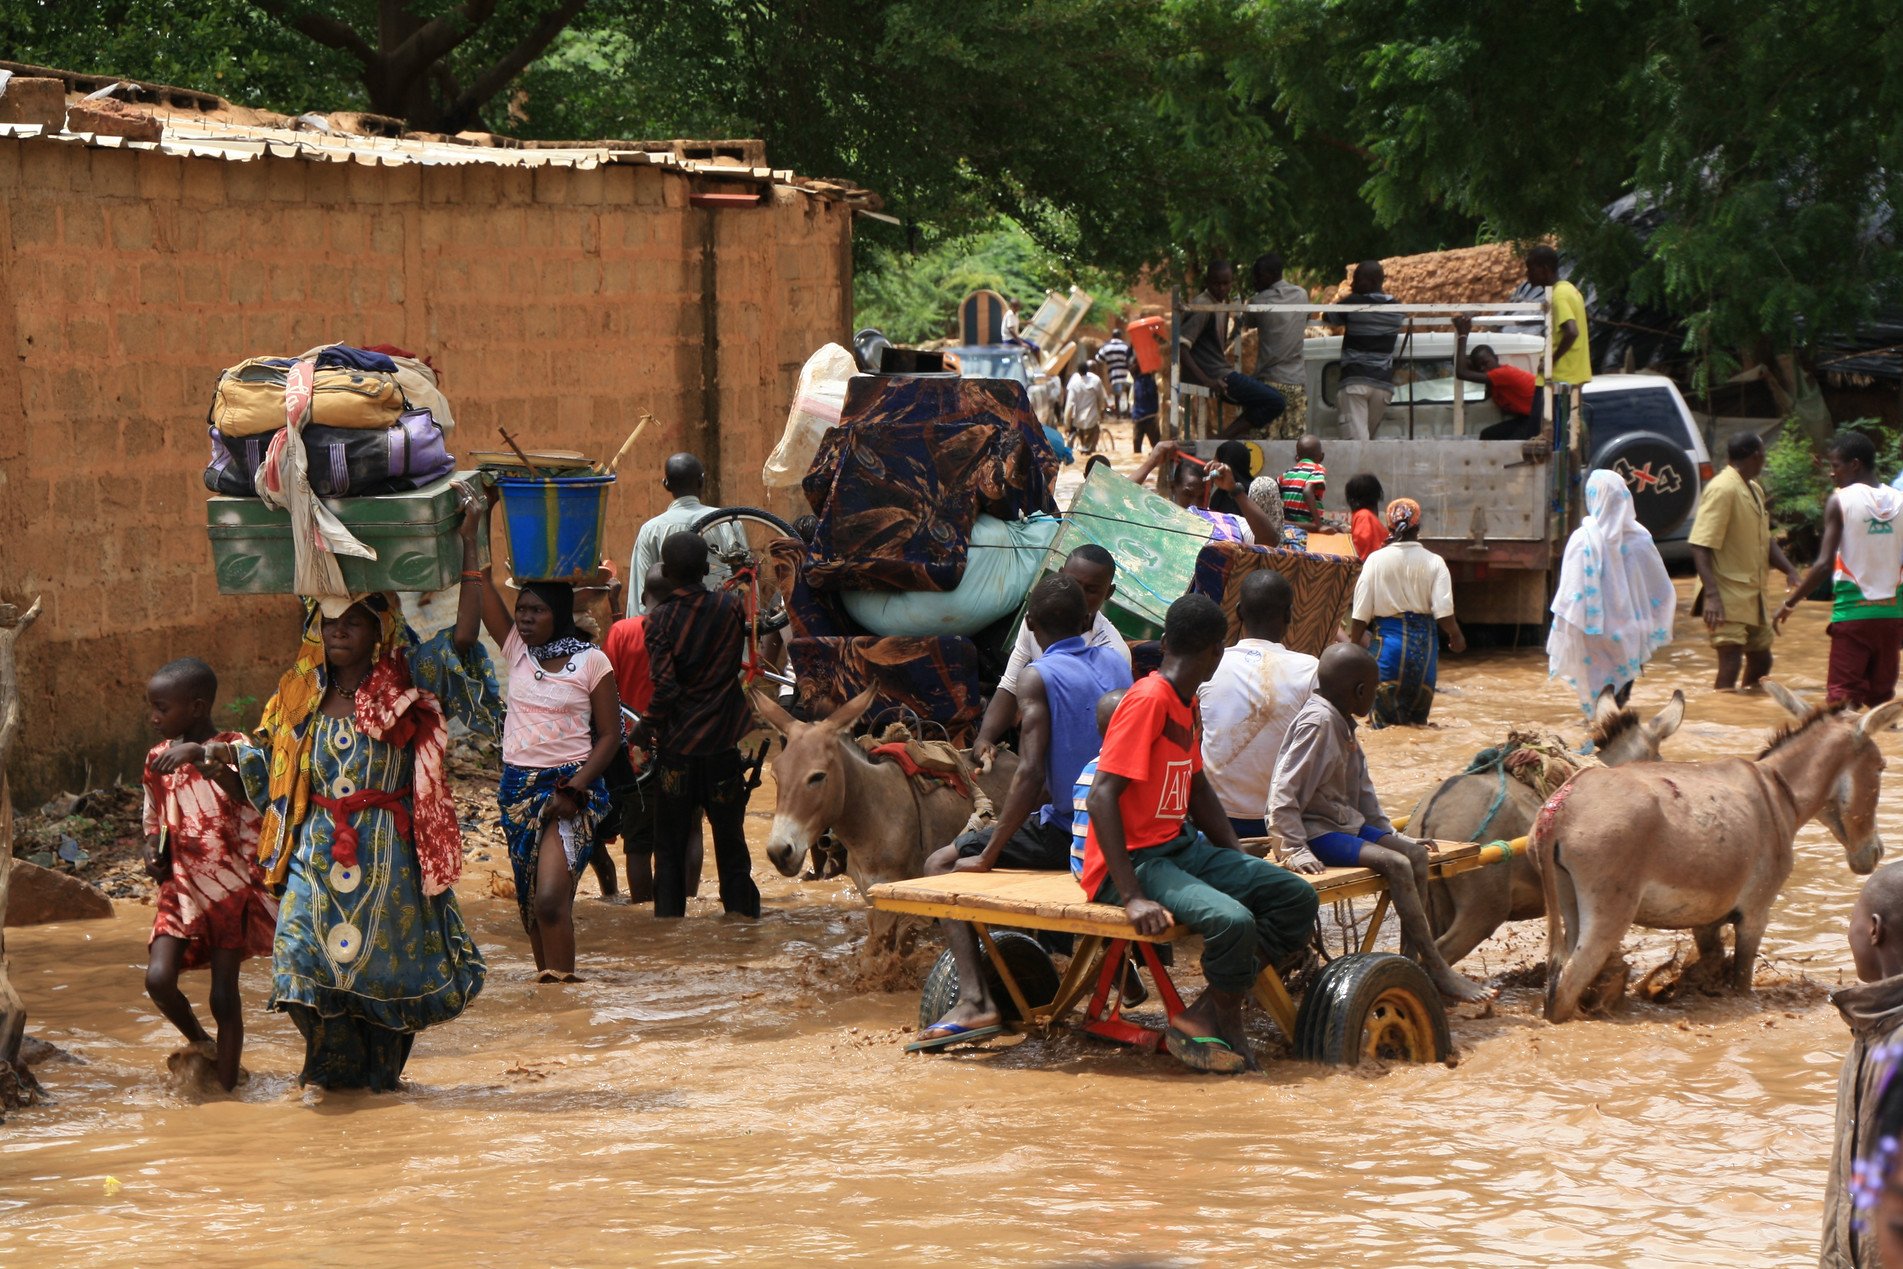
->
(4, 860, 114, 926)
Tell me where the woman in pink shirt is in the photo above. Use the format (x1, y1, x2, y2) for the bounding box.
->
(479, 577, 622, 983)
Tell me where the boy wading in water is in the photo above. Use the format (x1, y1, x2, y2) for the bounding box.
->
(142, 658, 278, 1090)
(1268, 644, 1492, 1004)
(1081, 594, 1320, 1074)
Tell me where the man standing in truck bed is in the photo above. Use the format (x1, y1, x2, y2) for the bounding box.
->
(1324, 261, 1403, 440)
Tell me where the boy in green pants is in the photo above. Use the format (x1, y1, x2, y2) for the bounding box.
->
(1079, 593, 1320, 1073)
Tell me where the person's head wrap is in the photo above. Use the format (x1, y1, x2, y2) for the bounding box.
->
(1208, 440, 1257, 515)
(1385, 497, 1422, 535)
(253, 592, 466, 897)
(519, 581, 593, 660)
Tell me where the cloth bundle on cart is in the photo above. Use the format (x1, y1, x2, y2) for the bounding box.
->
(1190, 541, 1361, 657)
(800, 376, 1060, 593)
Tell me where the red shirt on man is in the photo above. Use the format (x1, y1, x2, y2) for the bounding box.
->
(1078, 671, 1202, 898)
(1486, 364, 1536, 416)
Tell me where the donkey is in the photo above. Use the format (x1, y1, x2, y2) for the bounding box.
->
(1537, 681, 1897, 1023)
(1414, 688, 1686, 965)
(748, 689, 1019, 958)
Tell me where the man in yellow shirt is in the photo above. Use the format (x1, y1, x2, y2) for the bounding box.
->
(1689, 431, 1801, 690)
(1526, 245, 1592, 387)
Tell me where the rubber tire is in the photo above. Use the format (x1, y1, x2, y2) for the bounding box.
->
(1591, 435, 1698, 537)
(1292, 952, 1452, 1066)
(689, 505, 797, 634)
(690, 505, 799, 540)
(917, 930, 1063, 1029)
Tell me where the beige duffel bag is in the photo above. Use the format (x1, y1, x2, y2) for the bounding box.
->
(209, 356, 407, 438)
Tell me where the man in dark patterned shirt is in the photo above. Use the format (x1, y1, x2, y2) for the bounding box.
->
(636, 532, 761, 919)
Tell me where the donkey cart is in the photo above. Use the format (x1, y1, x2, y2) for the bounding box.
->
(866, 836, 1526, 1067)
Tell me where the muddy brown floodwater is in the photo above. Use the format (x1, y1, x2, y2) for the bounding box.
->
(2, 579, 1882, 1265)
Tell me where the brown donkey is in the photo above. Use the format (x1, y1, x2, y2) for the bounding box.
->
(748, 689, 1018, 959)
(1415, 687, 1686, 965)
(1537, 681, 1897, 1023)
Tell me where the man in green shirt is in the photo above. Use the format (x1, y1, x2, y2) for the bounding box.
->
(1689, 432, 1800, 690)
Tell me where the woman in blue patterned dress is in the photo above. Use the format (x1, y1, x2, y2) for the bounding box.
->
(179, 503, 500, 1091)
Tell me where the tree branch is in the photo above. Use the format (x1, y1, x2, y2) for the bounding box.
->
(254, 1, 379, 67)
(447, 0, 589, 131)
(386, 0, 503, 75)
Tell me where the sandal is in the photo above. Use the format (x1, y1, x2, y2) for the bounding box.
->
(1164, 1025, 1248, 1074)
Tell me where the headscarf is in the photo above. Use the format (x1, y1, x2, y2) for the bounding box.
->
(1385, 497, 1422, 536)
(1547, 470, 1677, 708)
(521, 581, 594, 661)
(254, 593, 464, 897)
(1208, 440, 1256, 516)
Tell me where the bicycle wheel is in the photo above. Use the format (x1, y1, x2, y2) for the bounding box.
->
(690, 506, 798, 635)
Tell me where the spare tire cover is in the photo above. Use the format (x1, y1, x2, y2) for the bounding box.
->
(1596, 437, 1696, 536)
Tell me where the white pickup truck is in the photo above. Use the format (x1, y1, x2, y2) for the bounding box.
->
(1181, 331, 1710, 625)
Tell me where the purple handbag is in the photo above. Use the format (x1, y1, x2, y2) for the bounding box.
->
(204, 409, 454, 497)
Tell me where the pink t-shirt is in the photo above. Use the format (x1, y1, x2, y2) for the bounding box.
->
(502, 628, 613, 768)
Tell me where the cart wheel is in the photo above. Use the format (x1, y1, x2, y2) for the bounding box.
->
(916, 930, 1062, 1029)
(1292, 952, 1451, 1066)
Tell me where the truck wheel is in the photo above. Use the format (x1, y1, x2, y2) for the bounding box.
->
(917, 930, 1062, 1029)
(1293, 952, 1452, 1066)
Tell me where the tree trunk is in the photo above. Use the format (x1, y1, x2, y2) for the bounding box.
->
(0, 598, 43, 1109)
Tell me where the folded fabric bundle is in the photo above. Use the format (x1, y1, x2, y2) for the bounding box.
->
(785, 635, 984, 743)
(800, 376, 1059, 593)
(1190, 540, 1362, 658)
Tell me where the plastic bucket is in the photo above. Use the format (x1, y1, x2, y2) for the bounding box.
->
(495, 473, 614, 582)
(1127, 315, 1166, 374)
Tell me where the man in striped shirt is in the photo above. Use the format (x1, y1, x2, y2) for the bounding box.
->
(1323, 260, 1403, 440)
(637, 532, 760, 920)
(1098, 322, 1134, 418)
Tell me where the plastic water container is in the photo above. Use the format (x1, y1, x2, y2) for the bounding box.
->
(496, 472, 614, 582)
(1126, 316, 1167, 374)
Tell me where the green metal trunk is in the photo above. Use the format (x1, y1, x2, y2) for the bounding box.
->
(206, 474, 489, 595)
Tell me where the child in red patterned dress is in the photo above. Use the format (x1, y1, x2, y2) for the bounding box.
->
(142, 658, 277, 1091)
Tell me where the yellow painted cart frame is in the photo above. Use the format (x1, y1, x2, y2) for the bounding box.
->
(868, 837, 1525, 1058)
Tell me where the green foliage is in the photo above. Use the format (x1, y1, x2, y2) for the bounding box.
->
(854, 221, 1131, 344)
(0, 0, 364, 114)
(1250, 0, 1903, 363)
(1761, 426, 1828, 532)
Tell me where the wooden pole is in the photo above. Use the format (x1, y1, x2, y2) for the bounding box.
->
(0, 597, 43, 1109)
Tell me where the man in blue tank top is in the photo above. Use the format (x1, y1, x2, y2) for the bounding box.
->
(907, 575, 1134, 1051)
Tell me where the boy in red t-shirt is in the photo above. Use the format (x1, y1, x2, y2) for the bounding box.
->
(1453, 314, 1541, 441)
(1081, 594, 1320, 1073)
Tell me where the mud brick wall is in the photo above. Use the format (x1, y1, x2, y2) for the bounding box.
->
(0, 138, 854, 801)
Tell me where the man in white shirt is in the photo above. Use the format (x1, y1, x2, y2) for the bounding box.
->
(1064, 360, 1109, 455)
(1346, 498, 1465, 726)
(626, 453, 745, 616)
(1199, 570, 1319, 839)
(973, 544, 1129, 767)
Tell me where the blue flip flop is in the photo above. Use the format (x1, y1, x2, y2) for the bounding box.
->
(905, 1022, 1006, 1053)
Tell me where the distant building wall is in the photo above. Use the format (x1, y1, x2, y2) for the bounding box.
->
(0, 137, 853, 801)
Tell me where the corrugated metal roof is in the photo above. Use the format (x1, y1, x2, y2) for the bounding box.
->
(0, 112, 878, 207)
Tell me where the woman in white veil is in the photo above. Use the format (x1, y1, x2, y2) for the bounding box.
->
(1548, 469, 1678, 711)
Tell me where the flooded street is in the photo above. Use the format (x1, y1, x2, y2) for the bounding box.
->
(2, 581, 1878, 1266)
